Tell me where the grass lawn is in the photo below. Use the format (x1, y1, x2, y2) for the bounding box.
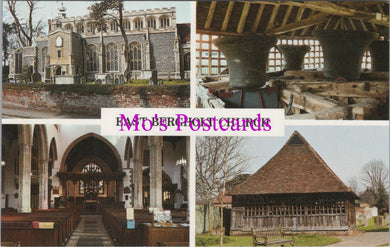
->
(124, 79, 190, 86)
(357, 217, 389, 232)
(196, 233, 341, 247)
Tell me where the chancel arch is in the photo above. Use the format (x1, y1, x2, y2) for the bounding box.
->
(58, 133, 123, 210)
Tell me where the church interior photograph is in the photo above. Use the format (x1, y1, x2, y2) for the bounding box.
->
(1, 124, 190, 246)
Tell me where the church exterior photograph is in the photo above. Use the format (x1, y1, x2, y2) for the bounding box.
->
(8, 2, 190, 84)
(2, 1, 191, 117)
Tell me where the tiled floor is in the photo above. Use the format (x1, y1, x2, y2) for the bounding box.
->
(66, 215, 115, 247)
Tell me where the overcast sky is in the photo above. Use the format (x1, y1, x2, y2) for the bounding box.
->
(243, 124, 389, 193)
(2, 1, 191, 27)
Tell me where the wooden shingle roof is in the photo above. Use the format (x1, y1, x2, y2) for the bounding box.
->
(197, 1, 389, 39)
(229, 131, 355, 196)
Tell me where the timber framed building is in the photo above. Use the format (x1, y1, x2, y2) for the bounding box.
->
(228, 131, 358, 234)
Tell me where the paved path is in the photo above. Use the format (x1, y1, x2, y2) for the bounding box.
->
(2, 107, 98, 119)
(329, 232, 389, 247)
(66, 215, 114, 247)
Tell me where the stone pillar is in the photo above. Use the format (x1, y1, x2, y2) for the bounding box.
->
(369, 40, 389, 72)
(38, 158, 49, 209)
(145, 41, 151, 70)
(174, 38, 180, 76)
(313, 30, 378, 80)
(69, 34, 74, 76)
(133, 159, 143, 209)
(213, 35, 277, 89)
(98, 31, 105, 74)
(149, 137, 163, 209)
(278, 45, 311, 71)
(18, 143, 32, 213)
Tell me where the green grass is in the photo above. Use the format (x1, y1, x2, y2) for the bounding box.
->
(195, 233, 341, 247)
(124, 79, 190, 86)
(357, 217, 389, 232)
(377, 243, 389, 246)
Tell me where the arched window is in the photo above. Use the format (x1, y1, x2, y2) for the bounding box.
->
(76, 23, 84, 33)
(86, 45, 98, 72)
(41, 47, 49, 72)
(79, 162, 104, 195)
(106, 43, 119, 72)
(148, 17, 156, 29)
(130, 41, 142, 70)
(160, 16, 170, 28)
(110, 21, 118, 32)
(134, 18, 143, 30)
(87, 22, 95, 33)
(184, 52, 190, 71)
(123, 19, 131, 31)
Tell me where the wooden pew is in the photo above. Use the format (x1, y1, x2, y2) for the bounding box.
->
(1, 208, 80, 246)
(101, 207, 189, 246)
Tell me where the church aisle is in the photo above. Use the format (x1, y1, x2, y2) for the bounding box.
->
(66, 215, 115, 247)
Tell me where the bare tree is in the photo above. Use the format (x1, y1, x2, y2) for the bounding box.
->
(196, 136, 251, 233)
(7, 1, 43, 47)
(361, 160, 389, 194)
(347, 176, 359, 194)
(88, 0, 131, 82)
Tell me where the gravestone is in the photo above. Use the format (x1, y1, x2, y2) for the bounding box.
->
(31, 72, 41, 83)
(105, 74, 112, 85)
(358, 214, 368, 226)
(384, 213, 389, 225)
(80, 76, 86, 85)
(119, 75, 124, 85)
(373, 215, 383, 228)
(364, 206, 378, 219)
(149, 77, 155, 86)
(114, 76, 119, 85)
(95, 79, 102, 85)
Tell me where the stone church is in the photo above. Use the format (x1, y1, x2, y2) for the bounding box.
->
(2, 124, 189, 213)
(8, 4, 191, 84)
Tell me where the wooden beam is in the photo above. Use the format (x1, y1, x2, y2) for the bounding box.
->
(359, 19, 368, 31)
(348, 18, 357, 31)
(237, 2, 251, 34)
(251, 3, 265, 33)
(371, 22, 379, 32)
(333, 18, 341, 30)
(221, 1, 234, 32)
(266, 4, 280, 31)
(377, 3, 384, 15)
(300, 10, 316, 36)
(284, 1, 360, 17)
(204, 1, 217, 30)
(351, 15, 389, 27)
(323, 16, 333, 30)
(290, 7, 305, 36)
(267, 13, 329, 35)
(281, 5, 293, 27)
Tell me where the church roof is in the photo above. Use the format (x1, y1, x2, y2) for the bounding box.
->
(228, 131, 356, 196)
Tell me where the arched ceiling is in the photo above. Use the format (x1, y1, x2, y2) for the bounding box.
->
(65, 136, 119, 172)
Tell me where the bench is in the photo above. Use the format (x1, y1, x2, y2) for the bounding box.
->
(157, 241, 189, 246)
(1, 208, 80, 246)
(101, 207, 189, 246)
(251, 228, 295, 247)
